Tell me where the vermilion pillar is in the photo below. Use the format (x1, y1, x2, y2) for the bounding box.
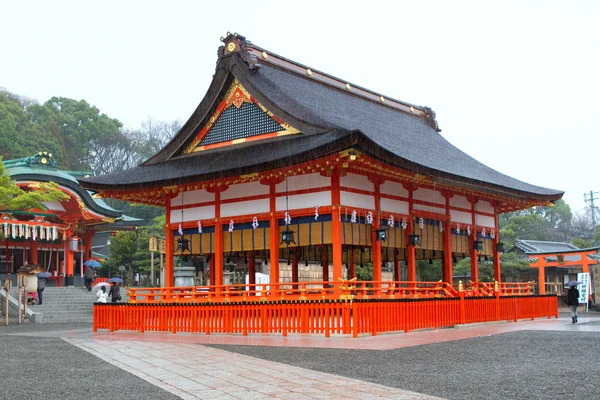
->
(493, 212, 502, 283)
(214, 190, 223, 288)
(443, 195, 453, 285)
(30, 239, 38, 265)
(165, 201, 174, 287)
(372, 179, 382, 283)
(470, 200, 479, 283)
(269, 181, 279, 285)
(331, 172, 343, 281)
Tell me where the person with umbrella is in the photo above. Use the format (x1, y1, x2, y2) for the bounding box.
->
(567, 281, 580, 323)
(93, 282, 111, 303)
(108, 278, 123, 303)
(83, 260, 100, 291)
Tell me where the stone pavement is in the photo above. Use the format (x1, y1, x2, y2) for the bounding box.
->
(2, 311, 599, 399)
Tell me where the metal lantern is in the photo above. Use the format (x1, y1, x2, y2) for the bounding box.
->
(69, 236, 80, 252)
(177, 236, 190, 253)
(473, 240, 484, 251)
(408, 234, 421, 247)
(375, 227, 388, 242)
(496, 242, 505, 253)
(280, 228, 296, 246)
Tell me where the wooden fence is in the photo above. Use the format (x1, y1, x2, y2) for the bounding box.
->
(93, 293, 557, 338)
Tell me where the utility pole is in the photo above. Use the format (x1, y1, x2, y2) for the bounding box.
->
(584, 191, 599, 229)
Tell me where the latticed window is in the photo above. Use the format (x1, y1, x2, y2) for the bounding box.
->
(199, 102, 284, 146)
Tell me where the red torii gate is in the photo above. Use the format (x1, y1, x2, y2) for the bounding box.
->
(527, 247, 599, 294)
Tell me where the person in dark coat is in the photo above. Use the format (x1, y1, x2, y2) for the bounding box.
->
(567, 285, 579, 323)
(37, 275, 47, 305)
(109, 282, 121, 303)
(84, 267, 96, 291)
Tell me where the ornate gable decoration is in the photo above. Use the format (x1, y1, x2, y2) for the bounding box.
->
(184, 79, 299, 153)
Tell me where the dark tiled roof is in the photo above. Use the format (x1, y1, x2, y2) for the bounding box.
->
(80, 34, 563, 202)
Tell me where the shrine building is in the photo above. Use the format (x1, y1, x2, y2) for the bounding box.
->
(1, 152, 140, 286)
(80, 32, 564, 293)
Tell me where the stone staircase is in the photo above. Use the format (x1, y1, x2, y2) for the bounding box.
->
(27, 287, 102, 323)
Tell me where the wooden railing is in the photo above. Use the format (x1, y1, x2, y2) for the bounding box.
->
(93, 294, 558, 337)
(123, 280, 474, 304)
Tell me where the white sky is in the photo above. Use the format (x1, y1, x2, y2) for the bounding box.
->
(1, 1, 598, 215)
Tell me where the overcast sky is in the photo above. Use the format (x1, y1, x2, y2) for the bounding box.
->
(1, 1, 598, 215)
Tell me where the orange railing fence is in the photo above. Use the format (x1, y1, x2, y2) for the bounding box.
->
(93, 279, 558, 337)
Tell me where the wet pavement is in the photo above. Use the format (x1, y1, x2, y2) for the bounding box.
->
(1, 311, 598, 399)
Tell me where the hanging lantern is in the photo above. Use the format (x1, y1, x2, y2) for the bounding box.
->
(280, 228, 296, 246)
(496, 242, 505, 253)
(408, 234, 421, 247)
(473, 240, 483, 251)
(177, 236, 190, 253)
(375, 226, 388, 242)
(69, 236, 80, 252)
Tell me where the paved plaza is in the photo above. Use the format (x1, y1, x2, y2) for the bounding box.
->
(1, 311, 599, 399)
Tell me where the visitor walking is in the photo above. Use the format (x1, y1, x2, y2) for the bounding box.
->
(109, 282, 121, 303)
(37, 274, 48, 305)
(96, 286, 108, 303)
(567, 285, 579, 323)
(84, 267, 96, 291)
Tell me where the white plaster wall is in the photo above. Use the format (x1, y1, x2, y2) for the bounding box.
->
(171, 205, 215, 223)
(276, 191, 331, 211)
(170, 189, 214, 207)
(450, 209, 472, 224)
(450, 195, 471, 210)
(221, 199, 270, 217)
(381, 198, 409, 215)
(413, 203, 446, 215)
(476, 214, 495, 228)
(221, 181, 268, 200)
(476, 200, 494, 214)
(340, 191, 375, 210)
(340, 173, 374, 192)
(413, 187, 445, 205)
(380, 181, 408, 197)
(276, 173, 330, 192)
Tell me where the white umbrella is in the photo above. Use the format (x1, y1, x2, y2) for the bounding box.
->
(92, 282, 111, 290)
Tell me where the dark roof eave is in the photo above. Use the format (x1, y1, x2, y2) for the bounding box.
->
(525, 246, 600, 256)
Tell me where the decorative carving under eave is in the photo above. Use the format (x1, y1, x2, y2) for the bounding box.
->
(423, 107, 441, 132)
(217, 32, 259, 70)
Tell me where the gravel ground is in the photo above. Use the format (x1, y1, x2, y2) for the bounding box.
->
(0, 329, 180, 400)
(209, 327, 600, 400)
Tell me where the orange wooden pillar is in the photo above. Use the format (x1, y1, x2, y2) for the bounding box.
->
(331, 171, 343, 281)
(372, 178, 382, 283)
(30, 239, 38, 265)
(214, 190, 223, 289)
(406, 184, 416, 283)
(165, 199, 174, 288)
(493, 213, 501, 283)
(65, 236, 74, 286)
(470, 200, 479, 283)
(531, 257, 547, 295)
(269, 181, 279, 285)
(443, 220, 452, 285)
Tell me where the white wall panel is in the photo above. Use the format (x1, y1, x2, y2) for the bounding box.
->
(413, 187, 445, 204)
(413, 203, 446, 215)
(276, 191, 331, 211)
(171, 205, 215, 223)
(476, 200, 494, 214)
(221, 199, 270, 217)
(340, 191, 375, 210)
(476, 214, 495, 228)
(450, 210, 472, 224)
(276, 173, 330, 192)
(380, 181, 408, 197)
(340, 173, 374, 192)
(170, 189, 214, 207)
(381, 198, 409, 215)
(43, 200, 65, 212)
(450, 195, 471, 210)
(221, 181, 268, 200)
